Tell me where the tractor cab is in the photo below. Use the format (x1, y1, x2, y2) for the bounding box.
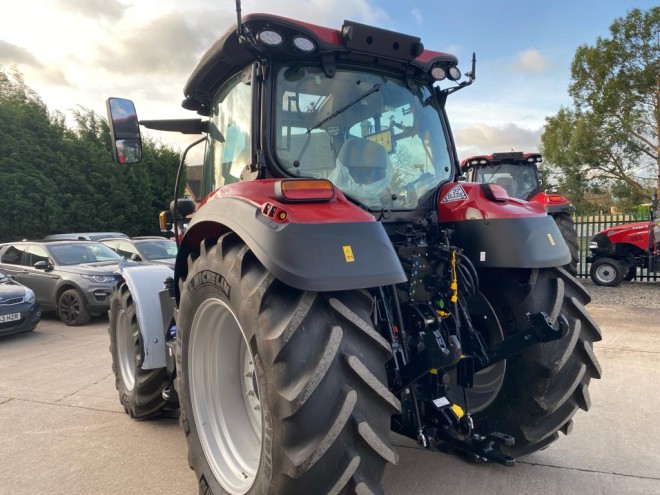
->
(108, 14, 476, 218)
(460, 152, 543, 201)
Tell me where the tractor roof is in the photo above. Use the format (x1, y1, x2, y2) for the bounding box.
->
(183, 13, 459, 115)
(460, 152, 542, 172)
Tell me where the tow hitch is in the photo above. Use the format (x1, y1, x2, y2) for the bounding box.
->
(419, 311, 569, 466)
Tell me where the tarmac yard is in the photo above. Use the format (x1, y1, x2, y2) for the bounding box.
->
(0, 300, 658, 495)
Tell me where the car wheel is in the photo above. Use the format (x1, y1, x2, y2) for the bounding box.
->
(590, 258, 625, 287)
(58, 288, 91, 326)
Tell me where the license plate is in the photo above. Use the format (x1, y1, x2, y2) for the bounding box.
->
(0, 312, 20, 323)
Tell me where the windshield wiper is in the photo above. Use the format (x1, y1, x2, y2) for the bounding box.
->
(307, 83, 382, 134)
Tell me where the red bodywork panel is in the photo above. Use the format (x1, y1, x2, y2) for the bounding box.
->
(437, 182, 547, 222)
(200, 179, 375, 224)
(601, 221, 654, 252)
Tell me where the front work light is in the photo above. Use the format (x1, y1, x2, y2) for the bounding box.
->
(431, 66, 447, 80)
(448, 67, 461, 81)
(275, 179, 335, 202)
(258, 30, 283, 46)
(293, 36, 316, 52)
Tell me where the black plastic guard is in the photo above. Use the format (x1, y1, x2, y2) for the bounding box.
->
(178, 196, 406, 292)
(448, 216, 571, 268)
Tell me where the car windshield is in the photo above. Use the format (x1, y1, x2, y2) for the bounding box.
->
(274, 65, 453, 210)
(136, 240, 177, 260)
(49, 243, 122, 266)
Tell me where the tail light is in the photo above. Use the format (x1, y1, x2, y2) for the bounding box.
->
(480, 183, 509, 202)
(275, 179, 335, 202)
(545, 194, 566, 204)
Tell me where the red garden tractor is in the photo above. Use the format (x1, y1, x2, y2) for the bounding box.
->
(461, 152, 579, 275)
(105, 6, 601, 494)
(587, 192, 659, 286)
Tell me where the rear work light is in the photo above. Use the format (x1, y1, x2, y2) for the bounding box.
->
(481, 183, 510, 202)
(275, 179, 335, 202)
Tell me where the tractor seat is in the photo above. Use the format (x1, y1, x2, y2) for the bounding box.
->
(337, 138, 388, 185)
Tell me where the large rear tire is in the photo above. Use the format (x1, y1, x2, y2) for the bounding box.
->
(175, 233, 400, 495)
(552, 212, 579, 276)
(471, 266, 602, 457)
(108, 282, 169, 419)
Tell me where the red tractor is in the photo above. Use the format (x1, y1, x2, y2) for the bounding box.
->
(105, 8, 601, 494)
(461, 152, 578, 274)
(587, 193, 659, 286)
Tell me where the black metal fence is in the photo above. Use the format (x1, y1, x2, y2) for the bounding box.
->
(573, 212, 658, 282)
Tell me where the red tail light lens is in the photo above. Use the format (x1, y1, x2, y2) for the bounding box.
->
(481, 183, 509, 202)
(545, 194, 566, 204)
(275, 179, 335, 202)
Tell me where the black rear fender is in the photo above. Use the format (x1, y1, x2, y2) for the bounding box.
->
(446, 216, 571, 268)
(174, 196, 406, 296)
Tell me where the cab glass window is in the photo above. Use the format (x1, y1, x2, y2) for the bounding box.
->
(274, 65, 452, 210)
(202, 72, 252, 197)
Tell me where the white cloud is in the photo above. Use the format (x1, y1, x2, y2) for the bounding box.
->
(411, 8, 423, 25)
(453, 123, 542, 160)
(514, 48, 548, 74)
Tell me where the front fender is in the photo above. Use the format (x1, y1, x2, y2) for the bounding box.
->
(115, 264, 174, 370)
(177, 192, 406, 293)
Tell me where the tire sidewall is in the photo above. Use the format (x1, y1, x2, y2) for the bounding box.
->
(176, 261, 273, 495)
(109, 294, 134, 407)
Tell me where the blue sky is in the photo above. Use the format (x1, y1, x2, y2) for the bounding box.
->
(1, 0, 656, 159)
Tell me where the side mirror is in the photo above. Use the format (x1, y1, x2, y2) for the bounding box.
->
(106, 97, 142, 164)
(130, 253, 141, 261)
(170, 198, 197, 219)
(34, 261, 49, 270)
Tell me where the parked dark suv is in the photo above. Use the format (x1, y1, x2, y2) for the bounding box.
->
(0, 241, 123, 326)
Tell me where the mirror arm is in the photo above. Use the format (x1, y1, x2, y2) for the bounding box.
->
(173, 136, 207, 246)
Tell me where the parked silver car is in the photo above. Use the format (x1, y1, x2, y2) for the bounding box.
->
(0, 241, 123, 326)
(99, 236, 177, 269)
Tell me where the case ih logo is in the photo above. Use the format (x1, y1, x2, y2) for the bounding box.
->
(441, 184, 468, 203)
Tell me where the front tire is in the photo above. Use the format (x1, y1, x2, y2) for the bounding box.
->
(175, 233, 400, 495)
(57, 288, 91, 326)
(552, 212, 579, 276)
(472, 267, 602, 457)
(108, 282, 170, 419)
(590, 257, 624, 287)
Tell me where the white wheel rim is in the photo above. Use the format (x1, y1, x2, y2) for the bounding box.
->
(189, 298, 262, 495)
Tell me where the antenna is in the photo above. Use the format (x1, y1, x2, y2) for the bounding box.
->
(235, 0, 244, 37)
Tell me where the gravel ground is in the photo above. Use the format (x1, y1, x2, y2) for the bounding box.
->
(578, 277, 660, 309)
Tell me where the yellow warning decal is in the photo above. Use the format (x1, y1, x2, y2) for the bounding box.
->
(547, 233, 556, 246)
(343, 245, 355, 262)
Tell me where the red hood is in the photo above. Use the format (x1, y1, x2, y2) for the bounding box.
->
(602, 221, 651, 236)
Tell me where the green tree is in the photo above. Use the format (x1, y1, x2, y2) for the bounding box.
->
(541, 7, 659, 208)
(0, 67, 182, 241)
